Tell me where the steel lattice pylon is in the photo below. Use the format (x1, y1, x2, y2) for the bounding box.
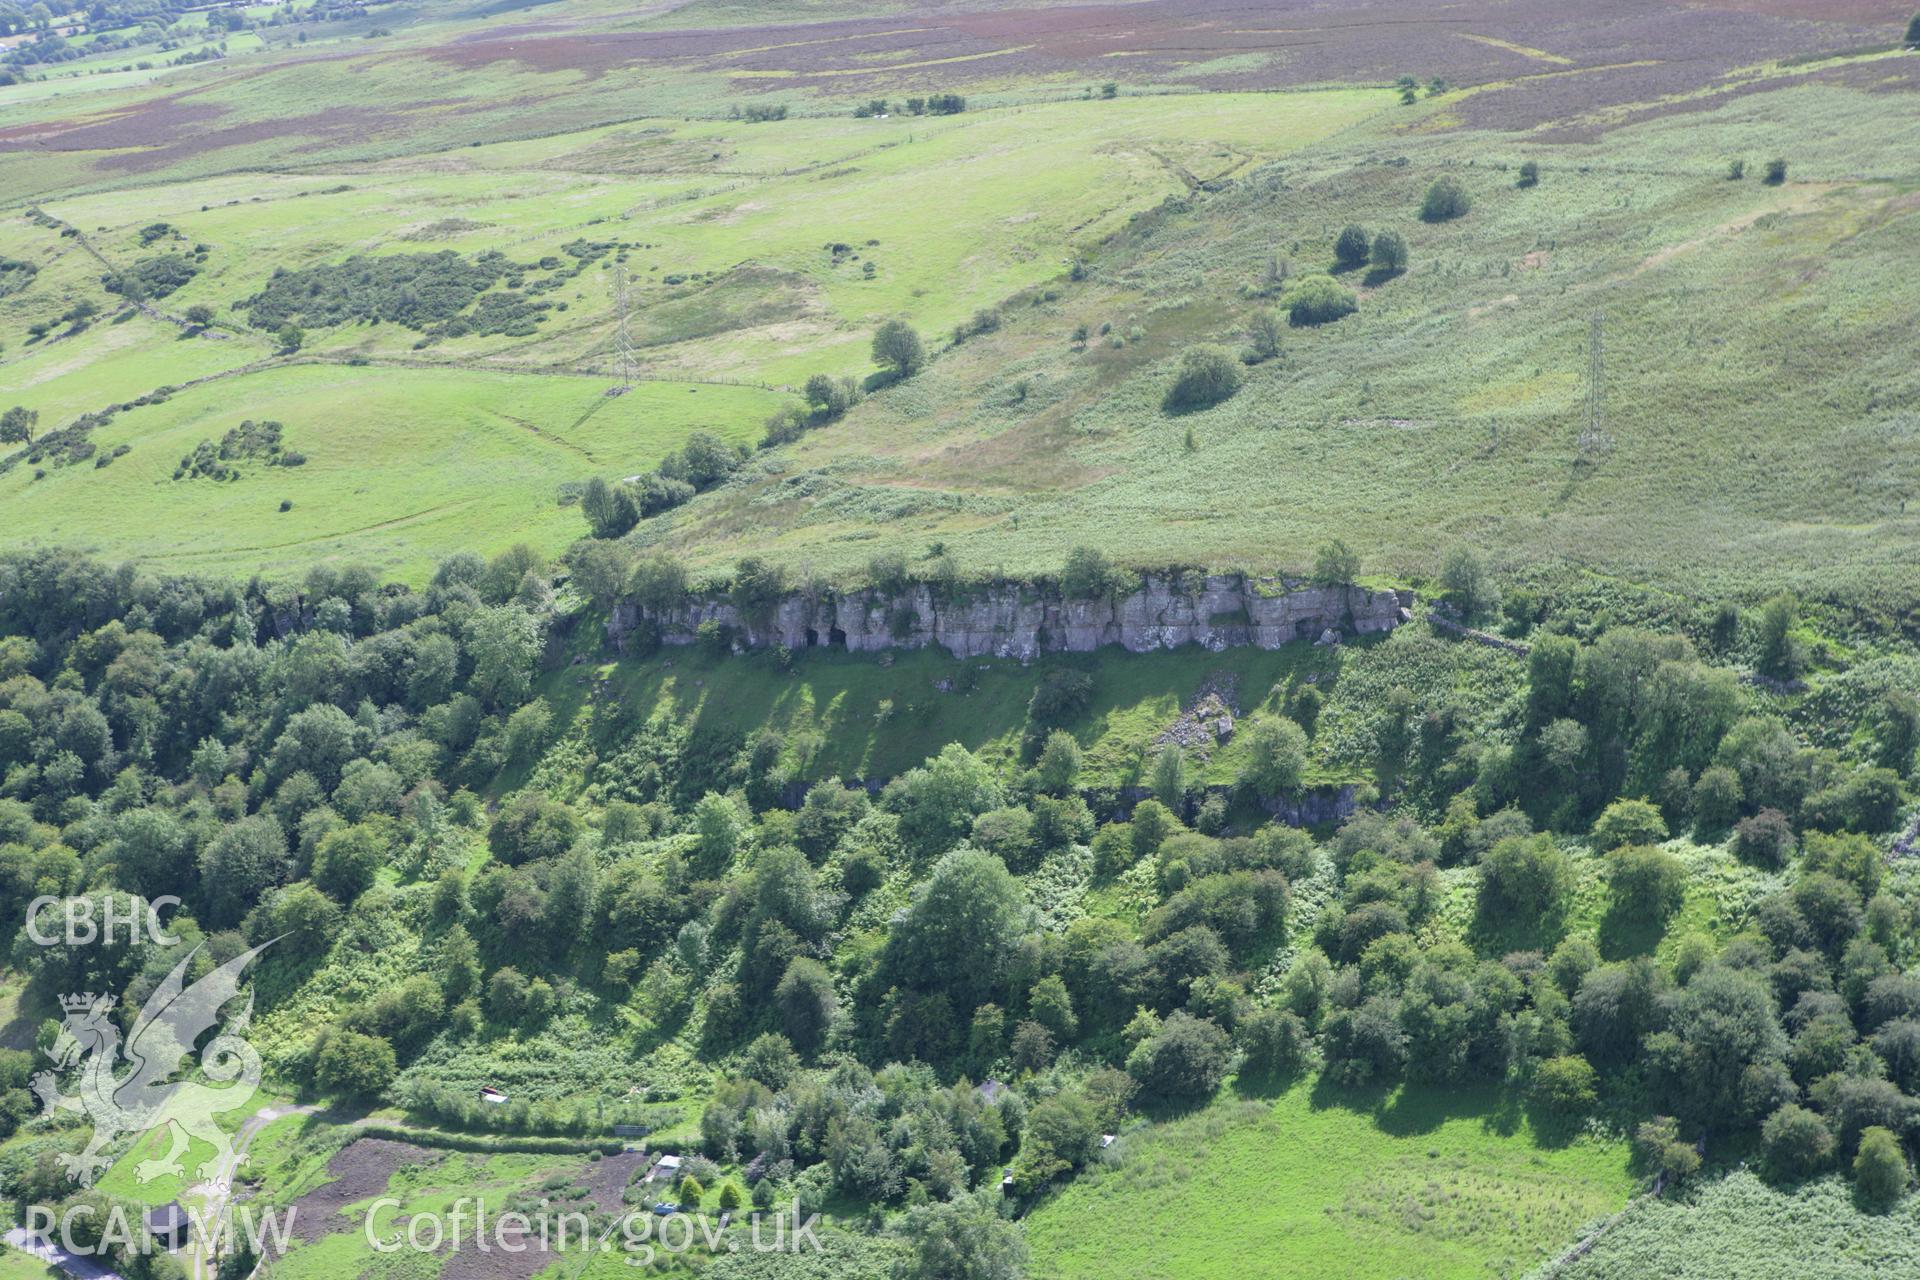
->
(609, 263, 636, 394)
(1579, 310, 1612, 459)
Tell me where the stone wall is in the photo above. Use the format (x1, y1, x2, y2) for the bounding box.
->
(609, 574, 1412, 660)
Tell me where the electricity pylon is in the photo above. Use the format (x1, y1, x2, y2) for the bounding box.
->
(1578, 310, 1612, 460)
(609, 264, 636, 394)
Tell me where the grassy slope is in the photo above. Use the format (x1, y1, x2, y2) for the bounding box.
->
(661, 77, 1920, 611)
(0, 91, 1382, 581)
(1025, 1081, 1634, 1280)
(0, 971, 31, 1051)
(9, 20, 1918, 605)
(566, 642, 1324, 788)
(22, 89, 1375, 386)
(542, 613, 1523, 792)
(92, 1094, 282, 1207)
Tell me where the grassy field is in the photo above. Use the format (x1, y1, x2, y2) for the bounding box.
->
(89, 1095, 282, 1207)
(4, 97, 1357, 383)
(1025, 1079, 1635, 1280)
(0, 364, 785, 584)
(0, 1247, 57, 1280)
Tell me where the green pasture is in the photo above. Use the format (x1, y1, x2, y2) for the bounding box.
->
(18, 63, 1915, 606)
(0, 1246, 58, 1280)
(0, 89, 1398, 584)
(0, 362, 785, 583)
(95, 1126, 222, 1208)
(0, 317, 265, 429)
(1025, 1080, 1635, 1280)
(0, 63, 173, 108)
(93, 1094, 284, 1207)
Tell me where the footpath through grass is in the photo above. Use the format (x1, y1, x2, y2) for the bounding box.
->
(1025, 1078, 1634, 1280)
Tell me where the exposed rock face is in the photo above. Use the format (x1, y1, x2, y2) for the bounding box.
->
(1108, 783, 1359, 828)
(609, 575, 1410, 660)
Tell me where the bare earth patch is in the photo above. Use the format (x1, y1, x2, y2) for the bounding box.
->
(286, 1138, 444, 1244)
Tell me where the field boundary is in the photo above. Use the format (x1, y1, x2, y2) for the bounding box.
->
(1528, 1175, 1663, 1278)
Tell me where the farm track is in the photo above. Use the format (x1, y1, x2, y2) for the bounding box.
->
(312, 352, 778, 390)
(154, 499, 484, 561)
(44, 351, 777, 424)
(496, 412, 595, 460)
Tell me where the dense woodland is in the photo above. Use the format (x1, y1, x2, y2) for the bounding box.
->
(0, 535, 1915, 1276)
(3, 6, 1920, 1273)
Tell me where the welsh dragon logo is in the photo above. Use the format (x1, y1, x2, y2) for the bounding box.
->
(31, 942, 272, 1188)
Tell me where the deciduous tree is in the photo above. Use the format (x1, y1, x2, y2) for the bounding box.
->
(872, 319, 925, 377)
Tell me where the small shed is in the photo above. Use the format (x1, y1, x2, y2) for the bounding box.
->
(146, 1202, 190, 1252)
(479, 1086, 509, 1105)
(1099, 1133, 1116, 1149)
(649, 1153, 683, 1183)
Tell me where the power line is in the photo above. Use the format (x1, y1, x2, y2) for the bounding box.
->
(609, 264, 636, 396)
(1579, 310, 1612, 461)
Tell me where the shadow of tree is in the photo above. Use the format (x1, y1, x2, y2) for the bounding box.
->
(1131, 1090, 1225, 1124)
(1306, 1074, 1547, 1146)
(1598, 901, 1668, 961)
(1230, 1063, 1309, 1100)
(1468, 905, 1568, 960)
(1522, 1098, 1587, 1149)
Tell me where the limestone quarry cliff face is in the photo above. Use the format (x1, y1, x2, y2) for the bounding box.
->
(609, 574, 1412, 660)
